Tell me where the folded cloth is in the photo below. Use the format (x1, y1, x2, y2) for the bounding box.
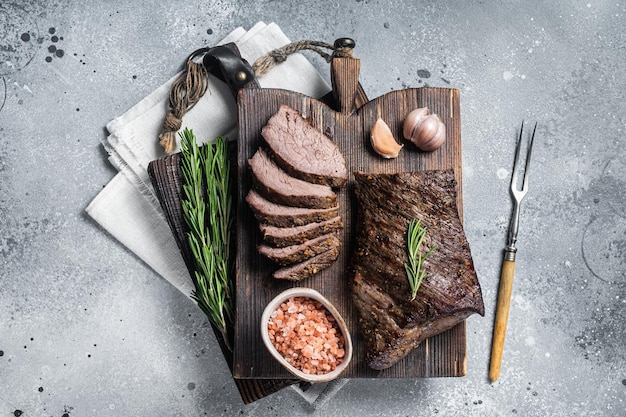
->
(85, 22, 342, 403)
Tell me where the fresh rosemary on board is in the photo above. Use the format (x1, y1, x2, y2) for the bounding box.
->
(404, 218, 436, 300)
(180, 128, 234, 349)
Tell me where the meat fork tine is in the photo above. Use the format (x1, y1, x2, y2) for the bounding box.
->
(489, 122, 537, 382)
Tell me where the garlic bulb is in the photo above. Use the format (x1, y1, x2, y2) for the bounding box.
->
(403, 108, 446, 151)
(371, 117, 403, 158)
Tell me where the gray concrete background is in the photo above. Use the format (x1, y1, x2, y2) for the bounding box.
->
(1, 1, 625, 416)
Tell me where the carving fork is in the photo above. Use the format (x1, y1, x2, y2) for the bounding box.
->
(489, 122, 537, 382)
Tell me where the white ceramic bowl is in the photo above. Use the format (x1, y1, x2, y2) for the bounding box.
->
(260, 287, 353, 382)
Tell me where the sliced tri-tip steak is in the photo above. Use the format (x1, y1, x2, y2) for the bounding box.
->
(257, 233, 341, 266)
(249, 148, 337, 209)
(350, 170, 484, 371)
(273, 247, 340, 281)
(259, 216, 344, 248)
(245, 189, 339, 228)
(262, 105, 348, 188)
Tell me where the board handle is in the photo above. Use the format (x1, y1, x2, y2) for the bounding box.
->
(331, 57, 362, 114)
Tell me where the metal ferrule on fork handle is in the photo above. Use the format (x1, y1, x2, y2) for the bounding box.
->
(503, 246, 517, 262)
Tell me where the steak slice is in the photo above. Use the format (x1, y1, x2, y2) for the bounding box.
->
(257, 233, 341, 266)
(246, 190, 339, 227)
(273, 247, 340, 281)
(262, 105, 348, 188)
(259, 216, 344, 248)
(249, 148, 337, 209)
(350, 170, 484, 370)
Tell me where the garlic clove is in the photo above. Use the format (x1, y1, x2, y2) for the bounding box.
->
(414, 114, 439, 143)
(403, 107, 447, 152)
(371, 117, 403, 159)
(418, 120, 446, 151)
(403, 107, 429, 140)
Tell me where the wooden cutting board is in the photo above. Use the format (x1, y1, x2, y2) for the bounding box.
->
(233, 57, 467, 379)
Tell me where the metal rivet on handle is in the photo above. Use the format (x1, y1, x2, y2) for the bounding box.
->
(235, 71, 248, 82)
(334, 38, 356, 49)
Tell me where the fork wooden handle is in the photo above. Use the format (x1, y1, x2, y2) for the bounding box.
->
(489, 259, 516, 382)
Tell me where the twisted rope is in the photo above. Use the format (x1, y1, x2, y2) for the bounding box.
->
(159, 57, 209, 153)
(252, 40, 353, 77)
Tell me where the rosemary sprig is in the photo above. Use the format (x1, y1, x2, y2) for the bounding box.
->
(180, 128, 234, 349)
(404, 219, 436, 300)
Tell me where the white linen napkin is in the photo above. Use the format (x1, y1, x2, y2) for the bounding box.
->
(85, 22, 344, 404)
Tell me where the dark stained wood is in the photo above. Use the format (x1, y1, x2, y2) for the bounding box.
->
(234, 57, 467, 380)
(330, 57, 361, 114)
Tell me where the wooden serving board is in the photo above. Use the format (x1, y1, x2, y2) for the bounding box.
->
(234, 57, 466, 379)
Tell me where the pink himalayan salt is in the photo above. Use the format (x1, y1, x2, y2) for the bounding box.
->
(267, 296, 345, 375)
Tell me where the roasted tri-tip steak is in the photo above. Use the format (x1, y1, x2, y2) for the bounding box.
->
(249, 148, 337, 209)
(259, 216, 344, 248)
(261, 105, 348, 188)
(257, 233, 341, 266)
(273, 247, 340, 281)
(350, 170, 484, 371)
(245, 190, 339, 228)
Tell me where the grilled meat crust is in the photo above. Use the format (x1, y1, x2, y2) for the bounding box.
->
(246, 190, 339, 228)
(249, 148, 337, 209)
(273, 247, 341, 281)
(259, 216, 344, 248)
(350, 170, 484, 370)
(257, 233, 341, 266)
